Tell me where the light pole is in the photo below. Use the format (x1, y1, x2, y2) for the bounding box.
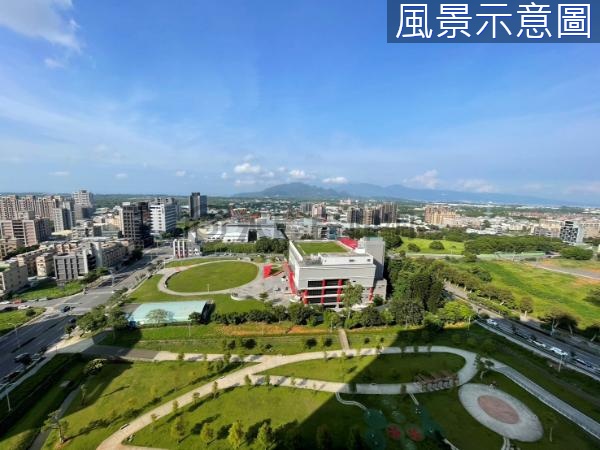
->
(8, 323, 19, 348)
(5, 384, 12, 412)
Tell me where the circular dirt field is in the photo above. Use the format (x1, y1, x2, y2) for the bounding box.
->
(166, 261, 258, 293)
(459, 384, 543, 442)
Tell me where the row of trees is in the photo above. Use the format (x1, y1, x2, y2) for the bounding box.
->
(464, 235, 564, 255)
(202, 237, 288, 255)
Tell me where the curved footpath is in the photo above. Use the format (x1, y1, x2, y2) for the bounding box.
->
(156, 261, 263, 297)
(94, 345, 600, 449)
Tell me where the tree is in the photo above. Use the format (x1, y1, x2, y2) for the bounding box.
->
(83, 358, 105, 376)
(585, 320, 600, 342)
(429, 240, 445, 250)
(264, 374, 271, 387)
(542, 307, 579, 336)
(189, 311, 204, 324)
(407, 243, 421, 252)
(80, 384, 87, 406)
(43, 411, 68, 443)
(244, 374, 252, 389)
(192, 392, 200, 404)
(145, 309, 170, 325)
(560, 247, 593, 260)
(342, 281, 363, 308)
(172, 400, 179, 413)
(212, 381, 219, 399)
(316, 425, 333, 450)
(584, 287, 600, 307)
(200, 423, 215, 445)
(171, 415, 186, 443)
(347, 425, 364, 450)
(256, 422, 276, 450)
(475, 354, 494, 380)
(228, 420, 246, 449)
(518, 296, 534, 319)
(107, 308, 129, 338)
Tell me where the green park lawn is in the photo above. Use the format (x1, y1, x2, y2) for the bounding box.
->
(103, 322, 340, 356)
(0, 307, 43, 335)
(457, 260, 600, 328)
(295, 241, 348, 255)
(167, 261, 258, 293)
(165, 257, 235, 268)
(131, 386, 364, 449)
(0, 361, 85, 450)
(262, 353, 465, 383)
(537, 258, 600, 275)
(16, 279, 83, 301)
(126, 275, 265, 314)
(397, 238, 464, 255)
(42, 360, 240, 450)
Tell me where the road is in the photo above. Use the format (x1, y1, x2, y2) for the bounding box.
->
(445, 282, 600, 375)
(0, 246, 171, 382)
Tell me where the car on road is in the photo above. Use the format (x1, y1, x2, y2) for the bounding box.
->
(61, 305, 71, 313)
(0, 300, 10, 305)
(2, 370, 22, 383)
(485, 319, 498, 326)
(14, 353, 32, 365)
(17, 305, 31, 310)
(532, 340, 547, 349)
(549, 346, 569, 357)
(574, 358, 593, 368)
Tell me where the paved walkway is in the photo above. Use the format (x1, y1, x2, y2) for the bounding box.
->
(527, 262, 600, 281)
(30, 387, 79, 450)
(338, 328, 350, 351)
(93, 345, 600, 449)
(97, 346, 476, 450)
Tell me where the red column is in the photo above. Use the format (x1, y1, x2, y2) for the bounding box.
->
(368, 287, 374, 303)
(337, 279, 343, 303)
(321, 279, 326, 304)
(303, 290, 308, 305)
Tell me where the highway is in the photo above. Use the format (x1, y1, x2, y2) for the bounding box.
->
(445, 282, 600, 377)
(0, 246, 171, 383)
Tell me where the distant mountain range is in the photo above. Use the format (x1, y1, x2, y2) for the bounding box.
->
(236, 182, 583, 207)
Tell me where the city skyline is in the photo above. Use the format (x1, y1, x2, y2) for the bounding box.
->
(0, 1, 599, 202)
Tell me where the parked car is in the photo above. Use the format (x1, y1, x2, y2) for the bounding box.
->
(486, 318, 498, 326)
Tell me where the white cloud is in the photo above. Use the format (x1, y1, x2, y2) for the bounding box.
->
(175, 170, 186, 177)
(405, 169, 440, 189)
(323, 176, 348, 185)
(221, 172, 229, 180)
(44, 57, 65, 69)
(0, 0, 81, 50)
(457, 179, 496, 193)
(566, 182, 600, 195)
(115, 173, 128, 180)
(262, 171, 275, 179)
(243, 154, 255, 162)
(276, 166, 287, 173)
(234, 162, 262, 174)
(288, 169, 315, 180)
(50, 170, 69, 176)
(234, 179, 257, 187)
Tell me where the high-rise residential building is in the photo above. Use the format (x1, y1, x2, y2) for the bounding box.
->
(52, 199, 76, 231)
(0, 195, 18, 220)
(0, 218, 51, 247)
(53, 249, 96, 283)
(300, 202, 313, 215)
(120, 202, 153, 248)
(379, 202, 397, 224)
(189, 193, 208, 219)
(311, 203, 327, 219)
(73, 189, 95, 208)
(363, 207, 380, 226)
(149, 202, 177, 235)
(424, 204, 458, 226)
(346, 207, 363, 225)
(559, 220, 584, 245)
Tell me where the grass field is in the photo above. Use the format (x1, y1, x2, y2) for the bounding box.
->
(104, 322, 339, 355)
(295, 241, 348, 255)
(16, 279, 83, 301)
(42, 360, 241, 450)
(127, 275, 265, 313)
(131, 386, 364, 449)
(165, 257, 236, 268)
(0, 361, 85, 450)
(457, 260, 600, 328)
(0, 307, 43, 335)
(262, 353, 465, 383)
(396, 238, 465, 255)
(537, 258, 600, 275)
(167, 261, 258, 293)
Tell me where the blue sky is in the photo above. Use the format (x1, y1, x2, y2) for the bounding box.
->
(0, 0, 598, 202)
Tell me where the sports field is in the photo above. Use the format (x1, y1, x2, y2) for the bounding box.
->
(295, 241, 348, 255)
(167, 261, 258, 293)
